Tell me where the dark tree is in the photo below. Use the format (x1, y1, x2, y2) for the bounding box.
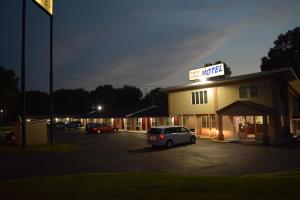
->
(0, 66, 19, 112)
(142, 88, 168, 108)
(260, 27, 300, 75)
(118, 85, 143, 109)
(204, 61, 231, 80)
(54, 88, 90, 115)
(90, 85, 143, 110)
(90, 85, 118, 110)
(26, 91, 49, 116)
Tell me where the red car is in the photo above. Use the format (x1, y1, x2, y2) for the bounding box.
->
(88, 123, 118, 134)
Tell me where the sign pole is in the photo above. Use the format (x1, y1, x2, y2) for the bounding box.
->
(33, 0, 54, 146)
(21, 0, 27, 149)
(50, 15, 54, 146)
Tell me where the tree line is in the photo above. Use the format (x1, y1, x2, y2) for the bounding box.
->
(0, 67, 167, 122)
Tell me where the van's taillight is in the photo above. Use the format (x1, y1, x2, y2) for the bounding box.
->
(159, 134, 164, 141)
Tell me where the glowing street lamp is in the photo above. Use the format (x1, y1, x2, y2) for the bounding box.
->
(0, 109, 3, 127)
(97, 105, 102, 111)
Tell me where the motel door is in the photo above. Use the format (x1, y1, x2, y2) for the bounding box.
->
(142, 118, 146, 130)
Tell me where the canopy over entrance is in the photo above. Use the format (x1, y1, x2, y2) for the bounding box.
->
(217, 101, 275, 116)
(216, 101, 273, 144)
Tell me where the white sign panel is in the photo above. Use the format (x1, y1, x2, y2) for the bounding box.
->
(189, 63, 225, 81)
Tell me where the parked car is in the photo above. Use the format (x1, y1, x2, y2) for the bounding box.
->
(54, 121, 82, 129)
(85, 123, 100, 132)
(64, 121, 82, 129)
(4, 131, 15, 142)
(147, 126, 196, 148)
(54, 122, 66, 129)
(87, 123, 118, 134)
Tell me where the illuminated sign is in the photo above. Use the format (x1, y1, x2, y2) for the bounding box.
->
(189, 63, 225, 81)
(34, 0, 53, 15)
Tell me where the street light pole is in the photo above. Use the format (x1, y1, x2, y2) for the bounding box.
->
(49, 15, 54, 146)
(21, 0, 27, 149)
(0, 110, 3, 127)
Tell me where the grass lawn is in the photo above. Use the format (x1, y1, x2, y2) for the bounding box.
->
(0, 170, 299, 200)
(0, 135, 80, 153)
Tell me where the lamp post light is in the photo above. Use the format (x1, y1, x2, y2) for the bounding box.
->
(97, 105, 102, 111)
(0, 109, 3, 127)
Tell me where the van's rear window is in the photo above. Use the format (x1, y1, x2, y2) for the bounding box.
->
(148, 128, 162, 134)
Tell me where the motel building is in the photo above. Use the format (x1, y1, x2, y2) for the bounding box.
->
(85, 106, 170, 131)
(162, 66, 300, 144)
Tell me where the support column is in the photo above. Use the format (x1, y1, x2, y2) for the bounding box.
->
(263, 115, 270, 145)
(194, 114, 197, 134)
(218, 115, 224, 140)
(181, 114, 183, 126)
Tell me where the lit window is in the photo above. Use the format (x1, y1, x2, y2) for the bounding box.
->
(210, 115, 215, 128)
(151, 118, 158, 126)
(201, 116, 209, 128)
(136, 118, 141, 127)
(182, 117, 187, 127)
(167, 117, 173, 126)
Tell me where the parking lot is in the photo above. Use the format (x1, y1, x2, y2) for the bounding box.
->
(1, 129, 300, 180)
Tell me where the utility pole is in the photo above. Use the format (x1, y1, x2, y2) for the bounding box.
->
(49, 14, 54, 146)
(21, 0, 27, 149)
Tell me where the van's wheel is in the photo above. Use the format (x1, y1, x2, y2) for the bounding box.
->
(190, 136, 196, 144)
(97, 130, 101, 134)
(166, 140, 173, 148)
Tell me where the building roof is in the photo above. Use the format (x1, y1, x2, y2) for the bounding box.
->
(217, 101, 276, 116)
(86, 109, 131, 119)
(126, 105, 168, 118)
(161, 68, 299, 93)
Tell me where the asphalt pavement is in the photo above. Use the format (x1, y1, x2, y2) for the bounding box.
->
(1, 129, 300, 180)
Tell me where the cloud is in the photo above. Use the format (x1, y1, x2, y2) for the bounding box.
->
(51, 0, 299, 90)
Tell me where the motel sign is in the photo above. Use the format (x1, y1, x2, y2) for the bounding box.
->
(189, 63, 225, 81)
(34, 0, 53, 15)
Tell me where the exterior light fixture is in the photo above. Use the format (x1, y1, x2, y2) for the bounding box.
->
(199, 76, 207, 82)
(97, 105, 102, 111)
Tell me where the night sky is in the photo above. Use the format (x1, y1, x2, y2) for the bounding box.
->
(0, 0, 299, 92)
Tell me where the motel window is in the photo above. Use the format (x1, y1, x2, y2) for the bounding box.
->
(239, 85, 258, 98)
(250, 85, 258, 97)
(203, 91, 208, 104)
(239, 86, 248, 98)
(196, 92, 200, 104)
(192, 90, 208, 105)
(192, 92, 195, 104)
(201, 116, 209, 128)
(136, 118, 141, 127)
(210, 115, 215, 128)
(167, 117, 173, 126)
(182, 117, 187, 127)
(151, 118, 158, 126)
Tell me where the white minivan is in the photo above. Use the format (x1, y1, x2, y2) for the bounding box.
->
(147, 126, 196, 148)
